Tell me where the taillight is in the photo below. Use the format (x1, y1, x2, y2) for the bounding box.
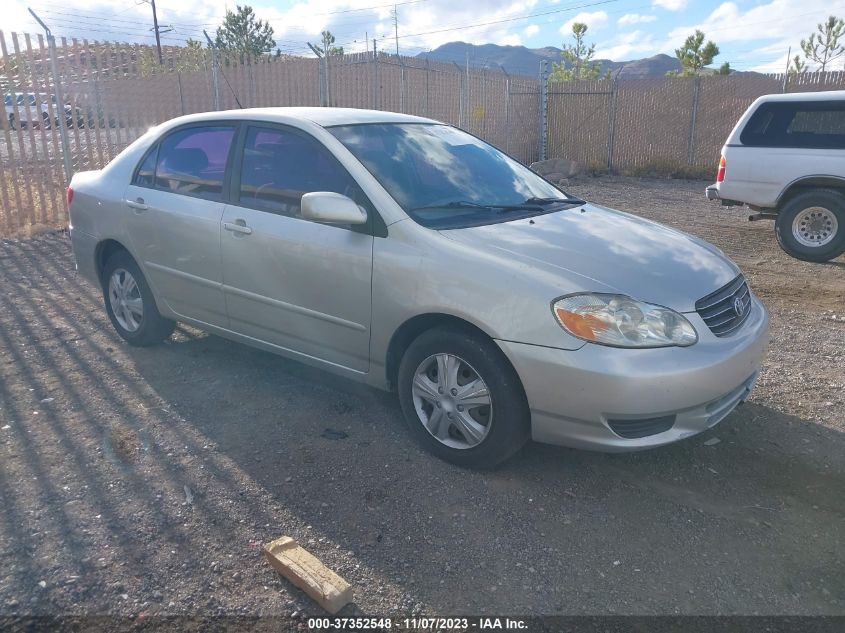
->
(66, 186, 74, 207)
(716, 156, 726, 183)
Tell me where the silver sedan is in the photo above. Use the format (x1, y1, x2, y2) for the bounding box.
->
(68, 108, 769, 468)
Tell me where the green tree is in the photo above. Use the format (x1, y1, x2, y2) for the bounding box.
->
(799, 15, 844, 71)
(316, 30, 344, 57)
(667, 30, 720, 76)
(789, 54, 807, 76)
(175, 39, 208, 73)
(215, 5, 276, 57)
(716, 61, 731, 75)
(549, 22, 607, 82)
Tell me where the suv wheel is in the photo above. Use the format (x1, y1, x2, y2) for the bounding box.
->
(775, 189, 845, 262)
(102, 251, 175, 346)
(397, 327, 530, 468)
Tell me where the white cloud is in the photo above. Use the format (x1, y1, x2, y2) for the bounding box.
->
(653, 0, 688, 10)
(498, 34, 522, 46)
(618, 13, 658, 26)
(595, 31, 659, 61)
(665, 0, 837, 71)
(524, 24, 540, 37)
(560, 10, 609, 35)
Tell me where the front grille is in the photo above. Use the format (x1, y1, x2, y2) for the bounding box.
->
(695, 275, 752, 337)
(607, 415, 676, 439)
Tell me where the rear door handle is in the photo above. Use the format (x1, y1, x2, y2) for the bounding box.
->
(223, 220, 253, 235)
(125, 197, 148, 211)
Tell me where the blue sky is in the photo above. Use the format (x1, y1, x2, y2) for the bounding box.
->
(6, 0, 845, 73)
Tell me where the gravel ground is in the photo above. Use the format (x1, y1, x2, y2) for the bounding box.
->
(0, 177, 843, 626)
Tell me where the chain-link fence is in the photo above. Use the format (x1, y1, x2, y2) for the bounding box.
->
(2, 24, 845, 237)
(545, 71, 845, 177)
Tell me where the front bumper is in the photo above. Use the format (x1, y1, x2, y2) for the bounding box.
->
(496, 295, 769, 452)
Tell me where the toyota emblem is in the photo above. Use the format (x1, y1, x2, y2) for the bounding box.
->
(733, 296, 745, 317)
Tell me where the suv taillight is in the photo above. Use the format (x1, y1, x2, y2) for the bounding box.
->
(66, 186, 74, 208)
(716, 156, 726, 183)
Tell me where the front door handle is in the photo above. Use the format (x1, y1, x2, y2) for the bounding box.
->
(223, 220, 253, 235)
(125, 197, 148, 211)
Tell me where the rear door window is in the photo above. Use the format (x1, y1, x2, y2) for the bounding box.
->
(154, 125, 236, 201)
(741, 101, 845, 149)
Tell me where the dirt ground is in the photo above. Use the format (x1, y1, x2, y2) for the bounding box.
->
(0, 177, 843, 627)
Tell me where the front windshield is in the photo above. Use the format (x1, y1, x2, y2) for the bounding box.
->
(328, 123, 577, 229)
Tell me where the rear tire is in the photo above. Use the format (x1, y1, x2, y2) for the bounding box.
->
(775, 189, 845, 262)
(102, 251, 175, 346)
(397, 327, 530, 469)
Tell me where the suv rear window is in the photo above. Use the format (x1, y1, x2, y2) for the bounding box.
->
(740, 101, 845, 149)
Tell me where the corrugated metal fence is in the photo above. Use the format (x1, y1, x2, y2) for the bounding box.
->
(1, 26, 844, 236)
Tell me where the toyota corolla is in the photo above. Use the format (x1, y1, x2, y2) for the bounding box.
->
(67, 108, 769, 468)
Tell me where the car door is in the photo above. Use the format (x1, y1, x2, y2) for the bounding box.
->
(220, 124, 375, 373)
(124, 123, 236, 327)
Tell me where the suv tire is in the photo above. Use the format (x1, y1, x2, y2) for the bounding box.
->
(397, 327, 530, 469)
(775, 189, 845, 262)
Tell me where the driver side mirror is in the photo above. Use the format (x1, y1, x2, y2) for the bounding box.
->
(301, 192, 367, 225)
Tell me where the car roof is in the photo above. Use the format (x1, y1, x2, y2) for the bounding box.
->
(160, 107, 439, 128)
(756, 90, 845, 103)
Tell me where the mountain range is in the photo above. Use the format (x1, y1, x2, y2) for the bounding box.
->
(416, 42, 683, 79)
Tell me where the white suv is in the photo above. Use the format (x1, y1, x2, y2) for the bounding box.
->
(706, 91, 845, 262)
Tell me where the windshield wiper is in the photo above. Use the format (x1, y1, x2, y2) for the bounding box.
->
(409, 200, 544, 212)
(523, 196, 586, 206)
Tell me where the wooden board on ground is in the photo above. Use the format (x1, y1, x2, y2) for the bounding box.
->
(263, 536, 353, 614)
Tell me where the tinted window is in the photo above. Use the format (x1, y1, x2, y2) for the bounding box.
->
(155, 125, 235, 201)
(133, 147, 158, 187)
(237, 126, 362, 217)
(741, 101, 845, 149)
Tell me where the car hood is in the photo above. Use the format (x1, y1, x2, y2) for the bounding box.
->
(439, 203, 740, 312)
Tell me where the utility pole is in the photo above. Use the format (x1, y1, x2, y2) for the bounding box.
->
(393, 5, 399, 57)
(150, 0, 163, 65)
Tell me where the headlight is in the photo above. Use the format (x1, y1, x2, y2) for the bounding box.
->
(553, 294, 698, 348)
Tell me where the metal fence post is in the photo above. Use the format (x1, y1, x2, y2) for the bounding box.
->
(203, 30, 220, 110)
(538, 60, 549, 162)
(29, 9, 73, 182)
(453, 62, 464, 127)
(687, 75, 701, 165)
(399, 56, 405, 112)
(606, 78, 618, 171)
(372, 39, 379, 110)
(425, 58, 430, 116)
(500, 65, 511, 154)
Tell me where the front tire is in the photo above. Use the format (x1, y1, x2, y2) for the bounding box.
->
(775, 189, 845, 262)
(102, 251, 175, 346)
(397, 327, 530, 468)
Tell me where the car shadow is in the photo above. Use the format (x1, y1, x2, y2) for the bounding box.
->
(128, 327, 845, 615)
(1, 233, 842, 618)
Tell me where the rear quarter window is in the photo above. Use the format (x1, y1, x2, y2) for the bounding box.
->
(740, 101, 845, 149)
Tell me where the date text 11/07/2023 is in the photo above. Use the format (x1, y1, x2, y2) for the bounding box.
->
(306, 617, 529, 630)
